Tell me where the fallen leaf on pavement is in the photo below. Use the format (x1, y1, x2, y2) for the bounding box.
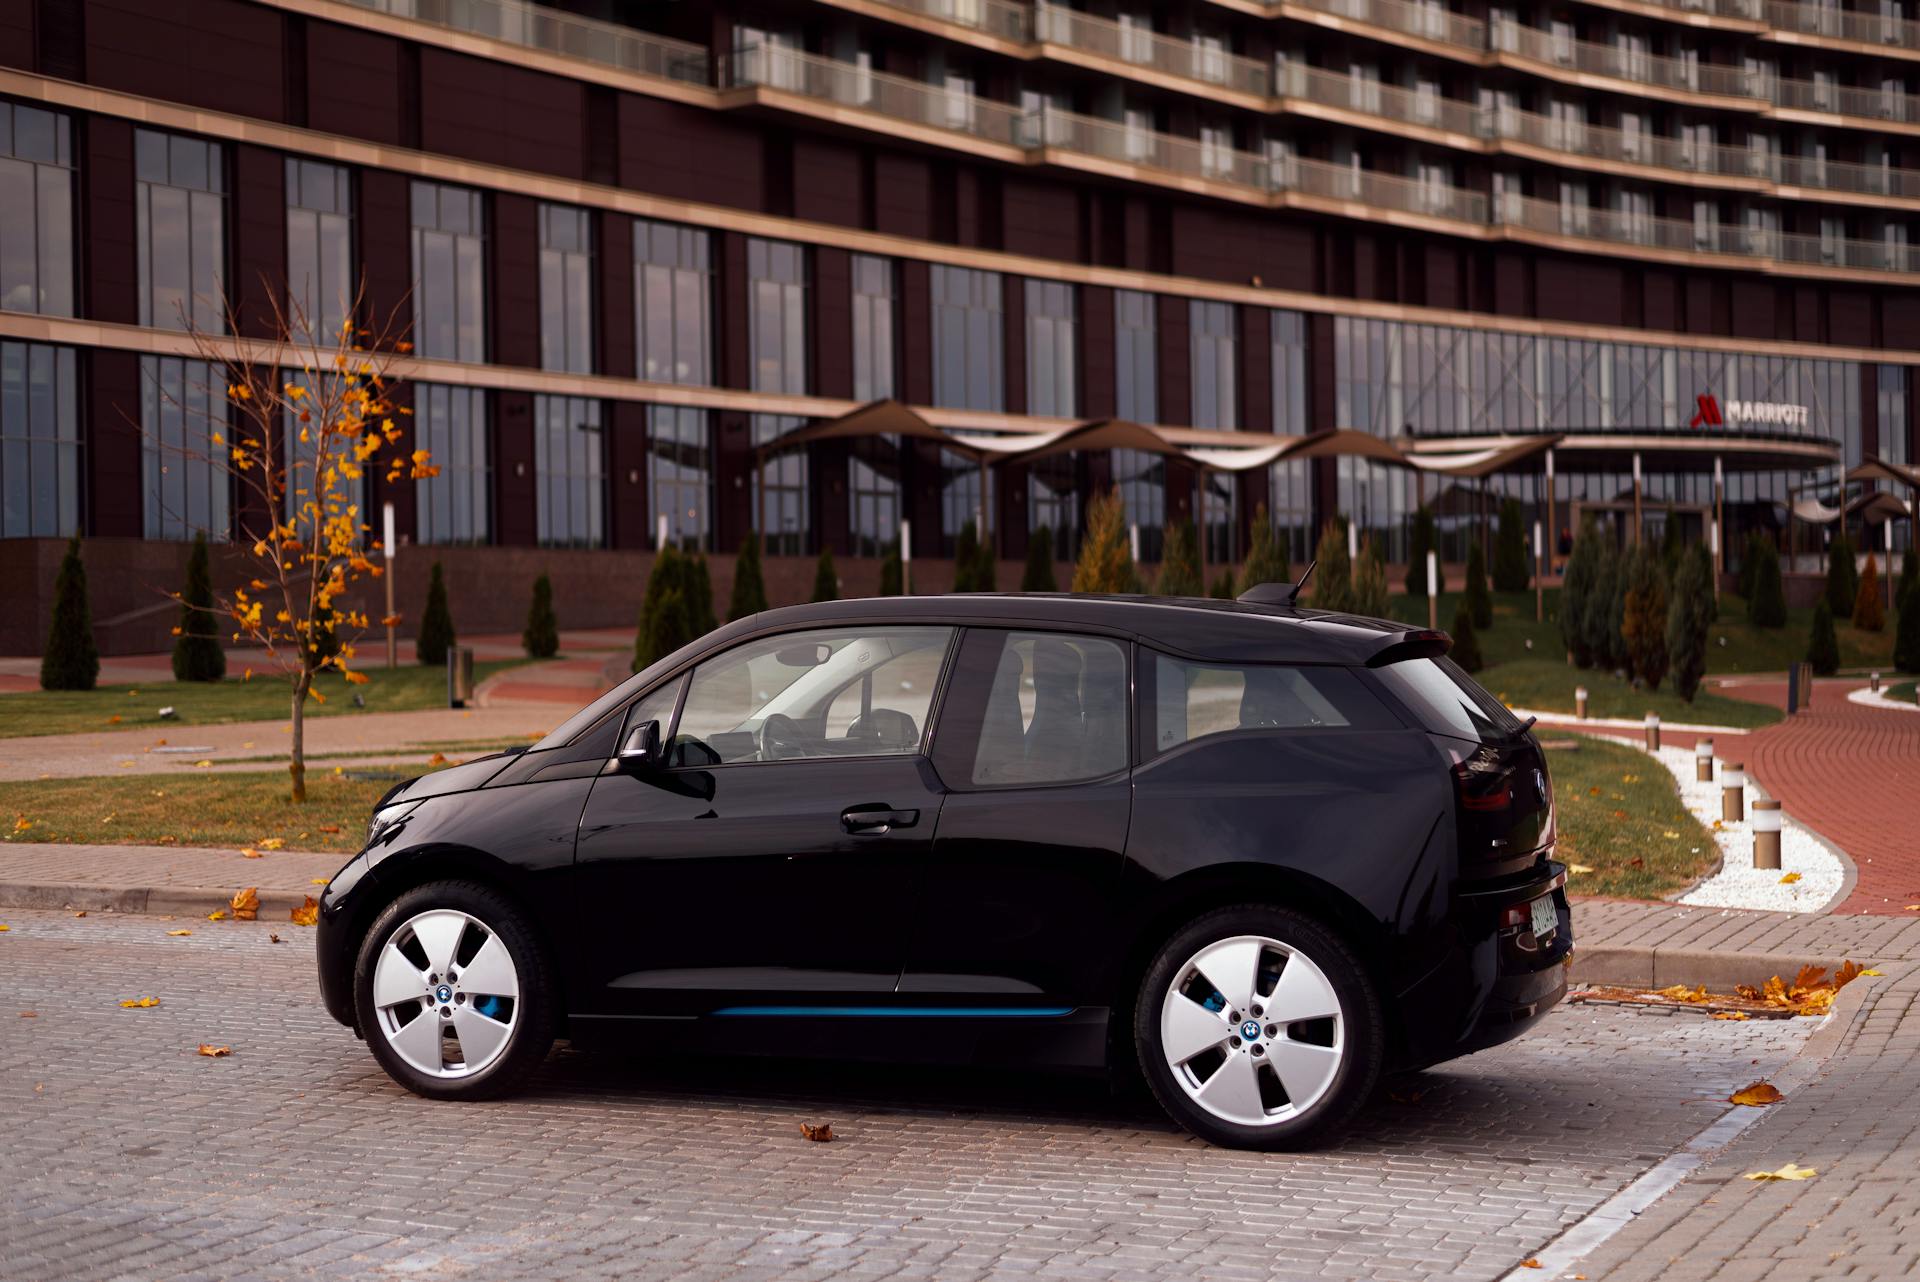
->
(1519, 1261, 1541, 1270)
(1657, 984, 1712, 1004)
(1730, 1082, 1784, 1106)
(193, 760, 213, 768)
(1744, 1163, 1816, 1181)
(19, 1011, 35, 1017)
(290, 896, 319, 927)
(799, 1122, 834, 1142)
(0, 925, 10, 932)
(257, 838, 285, 851)
(119, 997, 160, 1009)
(72, 911, 86, 918)
(1712, 1012, 1750, 1021)
(269, 933, 282, 944)
(230, 887, 260, 921)
(1388, 1088, 1429, 1105)
(241, 849, 262, 859)
(428, 753, 450, 766)
(1779, 872, 1801, 884)
(167, 929, 192, 937)
(318, 825, 341, 834)
(1862, 969, 1884, 977)
(206, 910, 227, 921)
(310, 878, 329, 886)
(196, 1045, 232, 1058)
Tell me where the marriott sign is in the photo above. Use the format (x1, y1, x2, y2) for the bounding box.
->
(1689, 394, 1811, 430)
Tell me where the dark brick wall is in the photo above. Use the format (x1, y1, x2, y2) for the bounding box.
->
(85, 0, 284, 122)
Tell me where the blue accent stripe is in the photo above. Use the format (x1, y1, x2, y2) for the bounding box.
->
(710, 1005, 1075, 1018)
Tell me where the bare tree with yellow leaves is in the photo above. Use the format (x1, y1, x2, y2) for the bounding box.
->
(160, 286, 436, 801)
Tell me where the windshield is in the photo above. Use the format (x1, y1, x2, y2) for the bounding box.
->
(1374, 656, 1527, 744)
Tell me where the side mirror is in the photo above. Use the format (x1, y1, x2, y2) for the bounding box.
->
(618, 719, 663, 768)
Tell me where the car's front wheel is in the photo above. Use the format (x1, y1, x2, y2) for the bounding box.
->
(1136, 905, 1383, 1150)
(353, 881, 555, 1100)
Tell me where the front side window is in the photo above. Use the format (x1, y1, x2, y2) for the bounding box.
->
(285, 159, 353, 341)
(932, 630, 1129, 788)
(635, 218, 712, 385)
(414, 383, 489, 544)
(0, 103, 75, 317)
(534, 394, 603, 548)
(931, 265, 1003, 411)
(748, 237, 808, 394)
(1147, 655, 1393, 757)
(137, 129, 225, 333)
(648, 404, 710, 550)
(410, 181, 486, 363)
(670, 627, 954, 766)
(1, 341, 80, 538)
(141, 356, 230, 541)
(539, 203, 594, 373)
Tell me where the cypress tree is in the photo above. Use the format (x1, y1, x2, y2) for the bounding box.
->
(171, 532, 226, 682)
(1450, 602, 1484, 674)
(811, 547, 839, 603)
(1806, 598, 1840, 677)
(1209, 569, 1236, 599)
(1622, 544, 1670, 690)
(523, 573, 560, 658)
(1899, 547, 1919, 611)
(879, 539, 905, 597)
(1748, 537, 1788, 628)
(40, 535, 100, 691)
(688, 554, 717, 634)
(1493, 497, 1530, 592)
(1583, 541, 1622, 673)
(1738, 530, 1762, 603)
(1350, 537, 1390, 618)
(1666, 544, 1713, 702)
(952, 520, 983, 593)
(1155, 520, 1205, 596)
(1405, 506, 1442, 597)
(971, 530, 998, 593)
(634, 546, 682, 672)
(1072, 488, 1141, 594)
(640, 586, 693, 675)
(415, 562, 456, 666)
(1021, 527, 1057, 592)
(1240, 504, 1289, 593)
(729, 531, 770, 620)
(1560, 518, 1601, 667)
(1311, 520, 1353, 614)
(1826, 533, 1858, 618)
(1853, 554, 1885, 633)
(1659, 513, 1686, 576)
(1465, 540, 1493, 629)
(1895, 581, 1920, 674)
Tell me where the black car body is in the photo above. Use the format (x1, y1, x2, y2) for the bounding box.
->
(317, 593, 1569, 1148)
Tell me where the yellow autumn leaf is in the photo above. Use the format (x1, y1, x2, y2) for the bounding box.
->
(193, 759, 213, 768)
(0, 924, 10, 932)
(167, 929, 192, 937)
(256, 838, 285, 851)
(290, 896, 320, 927)
(1744, 1162, 1816, 1181)
(1779, 872, 1801, 884)
(1565, 862, 1595, 876)
(241, 848, 262, 859)
(119, 997, 160, 1009)
(196, 1044, 232, 1058)
(230, 887, 260, 921)
(1657, 984, 1711, 1004)
(1712, 1012, 1749, 1021)
(1862, 968, 1884, 977)
(310, 878, 330, 886)
(1730, 1082, 1784, 1106)
(206, 910, 227, 922)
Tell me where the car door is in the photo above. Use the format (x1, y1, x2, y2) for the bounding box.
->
(898, 628, 1133, 1007)
(572, 624, 956, 1018)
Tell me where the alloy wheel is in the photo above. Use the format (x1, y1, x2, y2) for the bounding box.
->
(1158, 933, 1346, 1127)
(370, 908, 520, 1080)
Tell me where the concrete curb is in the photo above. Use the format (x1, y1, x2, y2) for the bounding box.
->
(0, 881, 315, 918)
(1570, 944, 1855, 991)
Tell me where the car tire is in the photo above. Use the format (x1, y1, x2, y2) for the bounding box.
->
(352, 880, 555, 1100)
(1134, 905, 1383, 1150)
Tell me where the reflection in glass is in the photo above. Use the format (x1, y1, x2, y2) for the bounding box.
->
(647, 405, 711, 551)
(411, 182, 487, 363)
(0, 342, 79, 537)
(414, 384, 490, 544)
(0, 103, 75, 317)
(636, 219, 712, 386)
(535, 395, 604, 547)
(137, 130, 225, 333)
(141, 356, 230, 540)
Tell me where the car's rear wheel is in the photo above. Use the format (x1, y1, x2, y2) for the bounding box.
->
(1135, 905, 1382, 1150)
(353, 881, 555, 1100)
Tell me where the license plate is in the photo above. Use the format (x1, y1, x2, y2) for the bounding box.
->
(1529, 894, 1558, 941)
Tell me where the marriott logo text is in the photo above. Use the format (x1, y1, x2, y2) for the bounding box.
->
(1721, 400, 1811, 429)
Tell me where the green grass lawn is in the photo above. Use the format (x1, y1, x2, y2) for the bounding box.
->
(0, 770, 397, 853)
(1543, 734, 1717, 900)
(0, 660, 537, 739)
(1888, 680, 1917, 705)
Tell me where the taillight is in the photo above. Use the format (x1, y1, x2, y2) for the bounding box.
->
(1451, 746, 1512, 813)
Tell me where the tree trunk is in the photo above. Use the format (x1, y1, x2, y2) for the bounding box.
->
(290, 670, 312, 803)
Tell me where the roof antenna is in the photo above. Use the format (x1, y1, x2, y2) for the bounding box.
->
(1236, 558, 1316, 607)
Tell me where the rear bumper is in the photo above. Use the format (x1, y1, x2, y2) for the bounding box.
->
(1395, 860, 1573, 1069)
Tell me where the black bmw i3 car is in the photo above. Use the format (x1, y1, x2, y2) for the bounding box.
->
(316, 591, 1568, 1150)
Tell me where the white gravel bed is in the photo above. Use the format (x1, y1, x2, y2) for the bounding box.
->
(1846, 685, 1920, 714)
(1512, 707, 1750, 735)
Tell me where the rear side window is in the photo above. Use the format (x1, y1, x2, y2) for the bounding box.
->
(1373, 656, 1526, 744)
(931, 630, 1130, 788)
(1146, 655, 1395, 757)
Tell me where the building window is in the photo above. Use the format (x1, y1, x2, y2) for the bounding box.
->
(278, 367, 366, 524)
(931, 265, 1004, 411)
(939, 447, 992, 553)
(1115, 289, 1157, 423)
(852, 254, 897, 402)
(1113, 449, 1164, 563)
(0, 341, 80, 537)
(539, 204, 594, 374)
(0, 103, 74, 318)
(136, 130, 225, 333)
(750, 414, 809, 555)
(1190, 300, 1237, 429)
(1028, 456, 1078, 561)
(285, 159, 353, 342)
(850, 434, 903, 558)
(748, 238, 808, 394)
(648, 405, 711, 550)
(140, 356, 229, 541)
(1879, 365, 1909, 469)
(534, 394, 604, 547)
(1272, 310, 1308, 435)
(410, 182, 486, 363)
(1025, 279, 1078, 418)
(635, 219, 712, 386)
(414, 384, 489, 545)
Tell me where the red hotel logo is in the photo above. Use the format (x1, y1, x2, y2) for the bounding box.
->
(1690, 395, 1723, 428)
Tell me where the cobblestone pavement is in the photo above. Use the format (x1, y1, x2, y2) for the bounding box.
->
(1, 909, 1816, 1282)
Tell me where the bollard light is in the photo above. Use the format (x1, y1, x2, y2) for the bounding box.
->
(1644, 712, 1661, 753)
(1872, 672, 1882, 693)
(1722, 763, 1746, 823)
(1575, 686, 1589, 719)
(1695, 737, 1714, 782)
(1751, 799, 1783, 870)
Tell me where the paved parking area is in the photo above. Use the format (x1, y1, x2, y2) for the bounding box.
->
(1, 909, 1814, 1282)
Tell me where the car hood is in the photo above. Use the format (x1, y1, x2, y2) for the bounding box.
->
(377, 751, 520, 808)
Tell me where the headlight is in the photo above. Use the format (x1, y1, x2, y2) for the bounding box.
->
(365, 799, 423, 848)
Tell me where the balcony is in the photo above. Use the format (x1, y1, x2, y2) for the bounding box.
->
(1762, 0, 1920, 49)
(1489, 18, 1759, 101)
(341, 0, 711, 84)
(1033, 5, 1272, 100)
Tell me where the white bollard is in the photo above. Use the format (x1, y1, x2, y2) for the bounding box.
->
(1722, 764, 1746, 823)
(1575, 686, 1589, 719)
(1872, 672, 1881, 693)
(1644, 712, 1661, 753)
(1695, 737, 1714, 782)
(1751, 799, 1783, 870)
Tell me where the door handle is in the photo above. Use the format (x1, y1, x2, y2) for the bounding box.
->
(840, 805, 920, 835)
